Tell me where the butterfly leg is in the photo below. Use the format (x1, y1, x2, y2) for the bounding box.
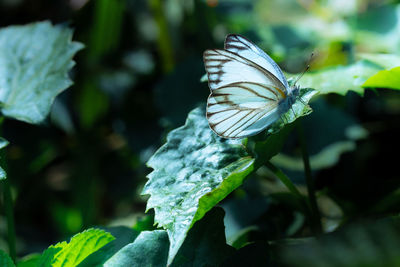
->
(298, 98, 307, 106)
(280, 114, 288, 124)
(290, 106, 296, 118)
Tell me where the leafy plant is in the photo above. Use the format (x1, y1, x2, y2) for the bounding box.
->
(0, 21, 83, 124)
(0, 21, 82, 263)
(0, 1, 400, 267)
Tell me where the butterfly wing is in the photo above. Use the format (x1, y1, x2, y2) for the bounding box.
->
(206, 82, 283, 138)
(203, 35, 290, 138)
(203, 49, 287, 93)
(224, 34, 290, 91)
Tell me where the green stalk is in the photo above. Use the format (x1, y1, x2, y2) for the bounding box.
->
(0, 117, 16, 262)
(149, 0, 175, 73)
(2, 179, 16, 262)
(265, 161, 303, 200)
(296, 119, 322, 235)
(265, 161, 316, 232)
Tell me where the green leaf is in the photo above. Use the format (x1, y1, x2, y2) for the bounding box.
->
(104, 230, 169, 267)
(280, 219, 400, 267)
(0, 21, 83, 124)
(143, 87, 317, 264)
(0, 250, 15, 267)
(17, 254, 41, 267)
(264, 87, 318, 136)
(0, 137, 9, 149)
(78, 227, 139, 267)
(299, 52, 400, 95)
(103, 208, 234, 267)
(271, 98, 368, 174)
(171, 208, 235, 267)
(38, 228, 114, 267)
(358, 53, 400, 69)
(143, 106, 255, 264)
(250, 88, 317, 165)
(300, 60, 382, 95)
(0, 137, 9, 180)
(272, 141, 356, 171)
(362, 66, 400, 90)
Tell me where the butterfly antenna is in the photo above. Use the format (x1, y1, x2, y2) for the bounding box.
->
(294, 52, 314, 86)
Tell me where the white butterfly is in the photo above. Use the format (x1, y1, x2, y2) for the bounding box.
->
(203, 34, 300, 139)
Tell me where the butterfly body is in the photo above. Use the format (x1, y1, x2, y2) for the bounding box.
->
(204, 34, 299, 139)
(277, 86, 299, 116)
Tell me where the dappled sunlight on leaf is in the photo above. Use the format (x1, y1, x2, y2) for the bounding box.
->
(143, 107, 254, 264)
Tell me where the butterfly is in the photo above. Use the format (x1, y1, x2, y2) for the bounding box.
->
(203, 34, 302, 139)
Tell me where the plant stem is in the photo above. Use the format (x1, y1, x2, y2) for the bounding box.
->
(265, 161, 303, 200)
(296, 119, 322, 235)
(0, 117, 16, 262)
(2, 179, 16, 262)
(149, 0, 175, 73)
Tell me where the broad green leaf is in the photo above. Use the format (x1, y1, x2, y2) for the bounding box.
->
(300, 60, 382, 95)
(270, 98, 368, 180)
(358, 53, 400, 69)
(272, 141, 355, 171)
(38, 228, 114, 267)
(143, 107, 255, 264)
(358, 53, 400, 90)
(280, 220, 400, 267)
(0, 164, 7, 180)
(363, 66, 400, 90)
(78, 226, 139, 267)
(171, 208, 235, 267)
(104, 230, 169, 267)
(251, 87, 318, 170)
(0, 21, 83, 124)
(300, 52, 400, 95)
(143, 87, 317, 264)
(0, 137, 9, 149)
(0, 250, 15, 267)
(104, 208, 234, 267)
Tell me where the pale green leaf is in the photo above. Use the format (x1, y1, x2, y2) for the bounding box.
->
(299, 52, 400, 95)
(362, 66, 400, 90)
(77, 226, 139, 267)
(0, 137, 8, 180)
(0, 166, 6, 180)
(0, 21, 83, 124)
(358, 53, 400, 69)
(104, 230, 169, 267)
(38, 228, 114, 267)
(0, 250, 15, 267)
(299, 60, 382, 95)
(0, 137, 9, 149)
(272, 141, 356, 171)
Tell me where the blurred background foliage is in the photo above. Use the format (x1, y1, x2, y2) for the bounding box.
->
(0, 0, 399, 262)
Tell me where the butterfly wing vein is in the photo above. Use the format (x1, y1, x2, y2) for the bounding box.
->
(203, 34, 290, 138)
